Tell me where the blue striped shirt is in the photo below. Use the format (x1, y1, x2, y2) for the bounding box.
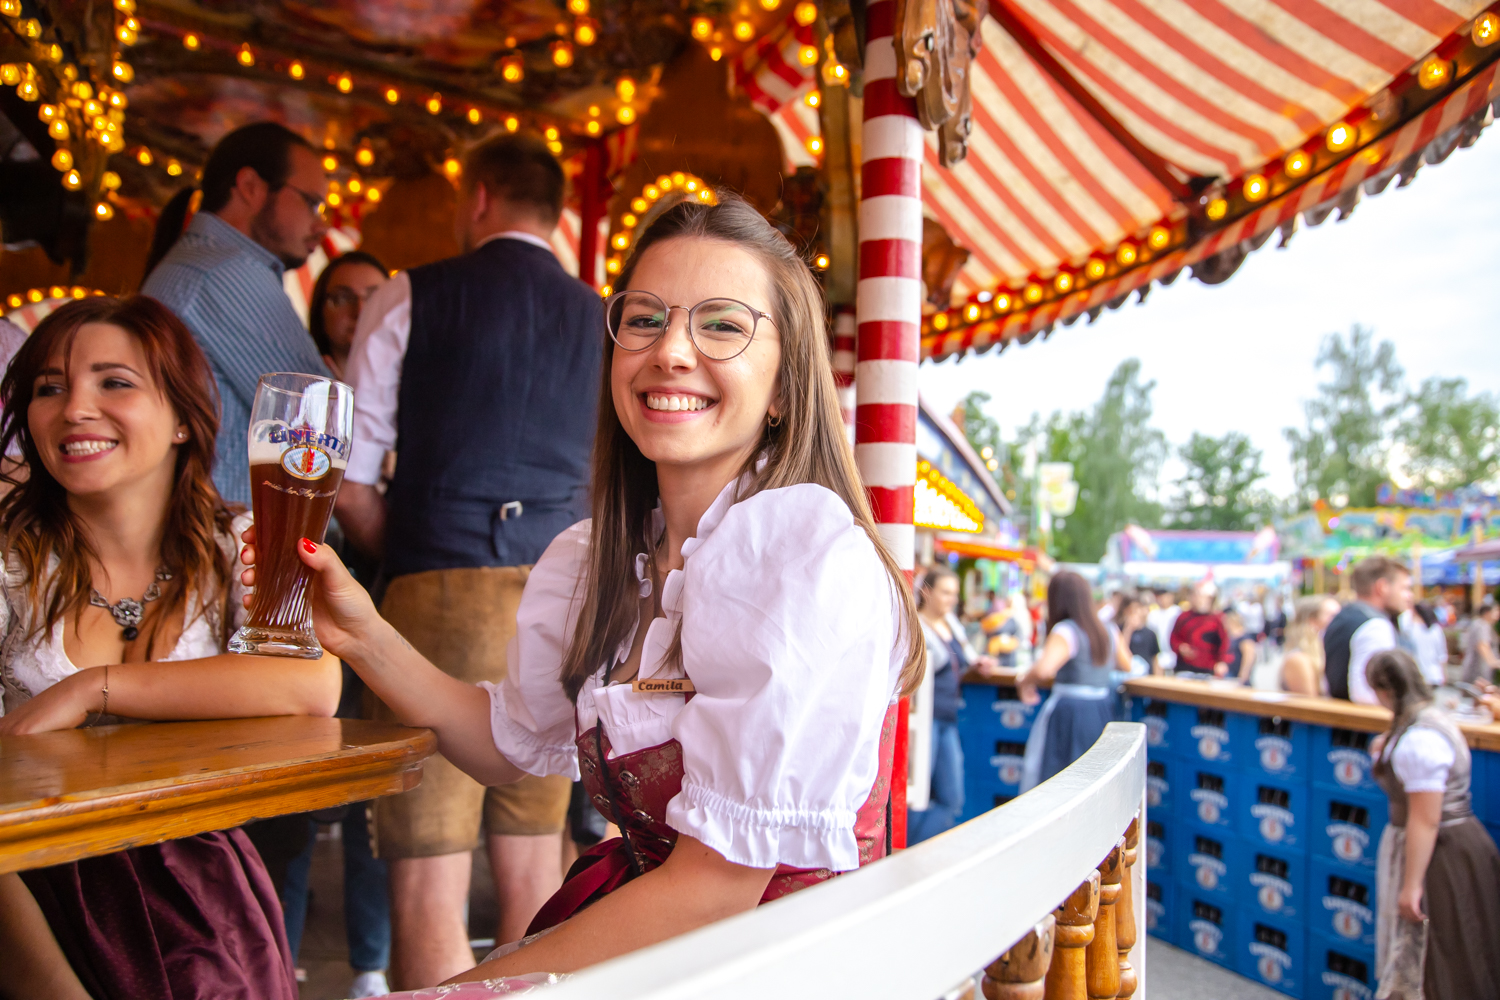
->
(142, 212, 329, 505)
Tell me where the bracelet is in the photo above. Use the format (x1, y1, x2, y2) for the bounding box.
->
(91, 663, 109, 725)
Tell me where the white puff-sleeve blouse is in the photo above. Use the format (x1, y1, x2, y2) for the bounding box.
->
(481, 479, 905, 872)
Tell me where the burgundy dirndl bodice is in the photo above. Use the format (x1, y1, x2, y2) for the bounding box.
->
(526, 700, 900, 936)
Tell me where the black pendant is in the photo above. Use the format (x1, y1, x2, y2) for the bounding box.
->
(122, 626, 139, 641)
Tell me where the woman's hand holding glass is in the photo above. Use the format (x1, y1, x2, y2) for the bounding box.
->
(237, 525, 382, 661)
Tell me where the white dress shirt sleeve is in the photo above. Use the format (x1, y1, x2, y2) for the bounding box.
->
(344, 271, 412, 485)
(665, 484, 904, 872)
(1348, 616, 1398, 705)
(1390, 727, 1456, 793)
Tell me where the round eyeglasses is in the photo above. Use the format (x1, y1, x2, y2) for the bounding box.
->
(605, 290, 770, 361)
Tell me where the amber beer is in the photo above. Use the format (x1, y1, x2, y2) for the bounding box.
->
(230, 374, 354, 658)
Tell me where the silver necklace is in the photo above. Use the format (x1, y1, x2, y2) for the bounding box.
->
(90, 568, 172, 640)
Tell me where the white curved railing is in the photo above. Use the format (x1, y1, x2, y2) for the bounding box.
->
(546, 721, 1148, 1000)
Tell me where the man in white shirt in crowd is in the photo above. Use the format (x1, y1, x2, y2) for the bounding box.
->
(337, 131, 603, 988)
(1323, 556, 1414, 704)
(1147, 588, 1180, 672)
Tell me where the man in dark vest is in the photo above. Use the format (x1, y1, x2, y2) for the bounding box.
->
(1324, 555, 1412, 704)
(338, 131, 602, 988)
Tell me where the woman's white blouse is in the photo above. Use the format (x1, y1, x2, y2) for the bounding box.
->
(1388, 727, 1456, 794)
(481, 480, 905, 873)
(0, 515, 252, 712)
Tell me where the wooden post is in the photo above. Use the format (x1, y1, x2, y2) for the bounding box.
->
(1044, 871, 1099, 1000)
(577, 141, 605, 289)
(1115, 819, 1139, 998)
(1313, 559, 1325, 595)
(1472, 522, 1485, 611)
(1085, 841, 1124, 999)
(1412, 542, 1424, 602)
(983, 915, 1056, 1000)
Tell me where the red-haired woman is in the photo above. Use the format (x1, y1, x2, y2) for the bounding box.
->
(0, 296, 340, 1000)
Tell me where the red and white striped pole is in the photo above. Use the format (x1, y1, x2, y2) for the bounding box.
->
(831, 305, 856, 445)
(856, 0, 923, 849)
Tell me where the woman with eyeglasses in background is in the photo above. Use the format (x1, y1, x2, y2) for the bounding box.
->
(309, 251, 389, 380)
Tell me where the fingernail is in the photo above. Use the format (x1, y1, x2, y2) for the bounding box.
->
(300, 538, 317, 555)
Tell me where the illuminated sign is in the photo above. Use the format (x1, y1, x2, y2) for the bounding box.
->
(915, 461, 984, 533)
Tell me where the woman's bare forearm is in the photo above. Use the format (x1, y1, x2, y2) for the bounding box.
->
(445, 835, 772, 982)
(344, 619, 522, 785)
(71, 651, 342, 720)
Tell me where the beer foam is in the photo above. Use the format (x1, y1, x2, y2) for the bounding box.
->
(247, 440, 348, 469)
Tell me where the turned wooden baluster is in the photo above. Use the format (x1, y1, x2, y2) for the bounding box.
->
(1084, 839, 1124, 999)
(1115, 817, 1140, 999)
(982, 914, 1056, 1000)
(1043, 870, 1099, 1000)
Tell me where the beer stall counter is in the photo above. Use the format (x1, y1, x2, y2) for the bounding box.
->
(957, 671, 1500, 1000)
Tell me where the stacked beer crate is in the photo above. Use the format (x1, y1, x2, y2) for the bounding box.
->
(1132, 697, 1408, 1000)
(954, 683, 1049, 821)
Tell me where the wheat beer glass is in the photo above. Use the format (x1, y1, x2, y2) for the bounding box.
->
(229, 373, 354, 658)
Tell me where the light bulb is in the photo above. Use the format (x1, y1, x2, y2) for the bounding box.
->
(616, 105, 636, 124)
(1205, 197, 1228, 220)
(95, 201, 115, 220)
(356, 147, 374, 166)
(1085, 258, 1106, 280)
(551, 41, 573, 67)
(805, 135, 823, 155)
(1326, 121, 1356, 152)
(289, 61, 305, 80)
(794, 2, 817, 26)
(1284, 150, 1310, 177)
(501, 55, 524, 83)
(1417, 56, 1450, 90)
(616, 77, 636, 102)
(804, 89, 821, 108)
(183, 33, 200, 50)
(468, 107, 482, 124)
(1024, 282, 1044, 303)
(102, 170, 121, 189)
(63, 169, 82, 189)
(1053, 272, 1073, 293)
(1242, 174, 1268, 202)
(585, 119, 601, 135)
(51, 148, 73, 171)
(733, 21, 754, 41)
(692, 17, 713, 40)
(385, 87, 399, 103)
(1148, 224, 1172, 248)
(575, 20, 597, 45)
(427, 94, 442, 114)
(136, 147, 152, 165)
(798, 44, 819, 66)
(1474, 12, 1499, 45)
(504, 115, 519, 131)
(1116, 243, 1137, 266)
(237, 45, 255, 67)
(337, 74, 353, 93)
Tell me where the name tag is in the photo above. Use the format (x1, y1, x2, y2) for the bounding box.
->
(632, 677, 695, 694)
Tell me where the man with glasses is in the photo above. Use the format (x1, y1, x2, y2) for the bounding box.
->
(143, 121, 331, 505)
(337, 130, 601, 989)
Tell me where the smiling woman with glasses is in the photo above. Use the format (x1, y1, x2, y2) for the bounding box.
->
(308, 250, 389, 379)
(240, 192, 925, 991)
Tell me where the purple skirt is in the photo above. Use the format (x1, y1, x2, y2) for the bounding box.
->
(20, 828, 297, 1000)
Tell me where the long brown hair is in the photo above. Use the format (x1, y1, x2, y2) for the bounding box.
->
(1047, 571, 1110, 666)
(559, 195, 924, 700)
(1366, 648, 1432, 749)
(0, 296, 236, 657)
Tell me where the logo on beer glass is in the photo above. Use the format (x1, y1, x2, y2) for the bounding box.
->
(282, 444, 332, 480)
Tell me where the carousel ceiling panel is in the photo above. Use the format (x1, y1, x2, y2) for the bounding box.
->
(921, 0, 1500, 360)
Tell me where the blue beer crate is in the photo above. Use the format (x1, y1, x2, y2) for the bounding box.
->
(1171, 703, 1243, 768)
(1178, 762, 1241, 835)
(1236, 713, 1310, 781)
(1306, 930, 1375, 1000)
(1146, 757, 1175, 815)
(1471, 747, 1490, 823)
(1145, 878, 1175, 940)
(1235, 910, 1307, 998)
(1176, 825, 1242, 904)
(1238, 773, 1311, 852)
(1310, 786, 1389, 872)
(1175, 891, 1237, 969)
(1145, 818, 1172, 876)
(1242, 846, 1309, 923)
(1308, 856, 1377, 952)
(1309, 726, 1381, 800)
(959, 684, 1041, 739)
(1132, 697, 1177, 757)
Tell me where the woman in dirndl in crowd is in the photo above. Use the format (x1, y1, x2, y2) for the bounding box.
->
(1015, 571, 1129, 793)
(1366, 649, 1500, 1000)
(0, 297, 341, 1000)
(242, 194, 924, 988)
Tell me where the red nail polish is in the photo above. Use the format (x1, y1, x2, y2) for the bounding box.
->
(300, 538, 317, 555)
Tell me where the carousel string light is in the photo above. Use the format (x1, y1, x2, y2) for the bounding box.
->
(1475, 12, 1499, 45)
(692, 17, 713, 40)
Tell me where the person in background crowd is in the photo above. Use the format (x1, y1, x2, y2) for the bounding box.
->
(141, 122, 331, 507)
(309, 250, 389, 380)
(1235, 588, 1267, 642)
(1264, 595, 1288, 649)
(1461, 596, 1499, 686)
(981, 595, 1023, 668)
(335, 131, 601, 988)
(910, 565, 999, 843)
(1366, 650, 1500, 1000)
(1097, 589, 1124, 624)
(0, 297, 341, 1000)
(1222, 611, 1257, 685)
(1118, 594, 1160, 675)
(1017, 571, 1129, 791)
(1280, 595, 1340, 696)
(1401, 602, 1449, 688)
(1147, 588, 1180, 672)
(1325, 556, 1413, 704)
(1433, 594, 1455, 627)
(1169, 581, 1228, 677)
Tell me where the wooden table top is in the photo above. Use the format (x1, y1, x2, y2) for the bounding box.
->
(0, 717, 435, 874)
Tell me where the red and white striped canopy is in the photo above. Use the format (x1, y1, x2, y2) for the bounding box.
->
(921, 0, 1499, 358)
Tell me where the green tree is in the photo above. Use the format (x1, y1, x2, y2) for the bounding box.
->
(1031, 360, 1166, 561)
(956, 390, 1003, 460)
(1167, 431, 1277, 530)
(1396, 377, 1500, 492)
(1284, 326, 1403, 509)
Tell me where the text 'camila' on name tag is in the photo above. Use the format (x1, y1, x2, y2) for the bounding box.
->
(632, 677, 695, 694)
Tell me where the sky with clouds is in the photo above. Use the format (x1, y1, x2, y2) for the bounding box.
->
(916, 126, 1500, 499)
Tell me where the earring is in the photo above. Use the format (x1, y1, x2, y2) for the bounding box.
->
(767, 413, 782, 428)
(175, 431, 187, 440)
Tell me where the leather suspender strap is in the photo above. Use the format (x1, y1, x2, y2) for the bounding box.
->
(593, 721, 644, 878)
